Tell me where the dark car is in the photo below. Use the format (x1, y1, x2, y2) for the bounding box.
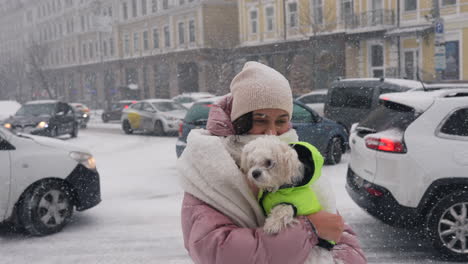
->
(2, 100, 79, 138)
(176, 98, 349, 165)
(70, 103, 90, 128)
(101, 100, 137, 123)
(323, 78, 423, 132)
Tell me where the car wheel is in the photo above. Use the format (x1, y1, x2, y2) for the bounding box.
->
(325, 137, 342, 165)
(70, 123, 78, 138)
(122, 120, 133, 134)
(426, 191, 468, 261)
(102, 114, 109, 123)
(153, 120, 165, 136)
(17, 180, 74, 236)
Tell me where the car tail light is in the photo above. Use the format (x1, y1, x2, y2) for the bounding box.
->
(124, 105, 129, 109)
(178, 122, 183, 137)
(365, 186, 384, 197)
(365, 137, 406, 153)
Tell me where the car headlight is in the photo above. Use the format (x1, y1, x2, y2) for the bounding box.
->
(164, 115, 178, 121)
(4, 123, 12, 129)
(83, 114, 88, 118)
(36, 121, 48, 129)
(69, 151, 97, 170)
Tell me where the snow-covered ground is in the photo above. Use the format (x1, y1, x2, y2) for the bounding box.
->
(0, 123, 455, 264)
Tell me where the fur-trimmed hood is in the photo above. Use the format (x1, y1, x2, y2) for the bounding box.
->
(177, 129, 299, 228)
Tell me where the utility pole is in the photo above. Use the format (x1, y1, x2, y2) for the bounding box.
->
(283, 0, 287, 40)
(433, 0, 444, 81)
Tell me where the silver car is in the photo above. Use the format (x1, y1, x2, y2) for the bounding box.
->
(121, 99, 187, 136)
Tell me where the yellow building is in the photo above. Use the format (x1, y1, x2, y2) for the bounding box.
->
(237, 0, 468, 83)
(344, 0, 468, 82)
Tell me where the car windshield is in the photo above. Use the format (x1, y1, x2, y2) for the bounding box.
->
(184, 102, 213, 124)
(357, 100, 420, 137)
(329, 86, 373, 109)
(15, 103, 55, 117)
(152, 102, 184, 112)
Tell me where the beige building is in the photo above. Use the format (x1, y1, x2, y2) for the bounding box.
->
(0, 0, 239, 107)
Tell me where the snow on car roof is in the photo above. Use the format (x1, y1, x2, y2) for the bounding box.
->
(144, 98, 174, 103)
(426, 83, 468, 89)
(379, 88, 468, 112)
(25, 100, 58, 105)
(172, 92, 215, 99)
(297, 89, 328, 98)
(195, 96, 225, 104)
(0, 100, 21, 120)
(338, 78, 424, 89)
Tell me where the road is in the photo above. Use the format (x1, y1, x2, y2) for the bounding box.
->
(0, 122, 456, 264)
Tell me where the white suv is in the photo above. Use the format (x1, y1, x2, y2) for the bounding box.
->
(346, 89, 468, 260)
(0, 127, 101, 236)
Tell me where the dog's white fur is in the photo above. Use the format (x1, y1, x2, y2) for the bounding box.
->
(241, 136, 341, 264)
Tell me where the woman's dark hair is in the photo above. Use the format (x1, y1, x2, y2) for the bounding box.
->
(232, 112, 253, 135)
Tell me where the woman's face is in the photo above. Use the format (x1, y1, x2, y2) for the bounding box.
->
(248, 108, 290, 135)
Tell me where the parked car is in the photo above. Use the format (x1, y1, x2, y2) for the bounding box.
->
(101, 100, 137, 123)
(296, 89, 328, 116)
(121, 99, 187, 136)
(0, 100, 21, 122)
(346, 89, 468, 260)
(70, 103, 90, 128)
(0, 126, 101, 236)
(176, 97, 348, 165)
(323, 78, 424, 132)
(2, 100, 79, 138)
(172, 92, 215, 109)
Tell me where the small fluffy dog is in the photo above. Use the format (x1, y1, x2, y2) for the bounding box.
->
(240, 136, 340, 264)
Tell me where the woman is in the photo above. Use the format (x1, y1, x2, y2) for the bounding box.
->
(178, 61, 366, 264)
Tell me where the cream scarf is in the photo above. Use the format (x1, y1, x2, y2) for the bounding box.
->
(177, 129, 299, 228)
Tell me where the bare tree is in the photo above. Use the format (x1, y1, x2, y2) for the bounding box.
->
(26, 41, 55, 99)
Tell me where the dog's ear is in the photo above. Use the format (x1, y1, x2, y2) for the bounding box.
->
(276, 144, 303, 185)
(240, 143, 255, 173)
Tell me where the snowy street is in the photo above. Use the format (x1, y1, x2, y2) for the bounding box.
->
(0, 122, 455, 264)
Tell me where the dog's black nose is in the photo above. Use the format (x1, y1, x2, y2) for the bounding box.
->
(252, 170, 262, 179)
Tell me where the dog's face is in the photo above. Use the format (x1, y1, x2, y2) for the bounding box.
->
(240, 136, 304, 192)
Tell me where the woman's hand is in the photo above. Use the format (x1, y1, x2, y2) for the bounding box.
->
(307, 211, 344, 242)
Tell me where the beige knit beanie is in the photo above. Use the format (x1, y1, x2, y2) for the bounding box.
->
(230, 61, 293, 121)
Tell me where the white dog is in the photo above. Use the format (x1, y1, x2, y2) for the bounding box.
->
(241, 136, 341, 264)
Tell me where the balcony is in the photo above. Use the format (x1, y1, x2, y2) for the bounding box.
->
(343, 9, 396, 31)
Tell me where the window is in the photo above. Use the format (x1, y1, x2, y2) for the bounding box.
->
(180, 0, 185, 4)
(288, 2, 298, 28)
(123, 2, 128, 19)
(299, 94, 327, 104)
(83, 43, 87, 59)
(72, 46, 76, 61)
(312, 0, 323, 24)
(250, 10, 258, 34)
(141, 0, 147, 15)
(404, 50, 419, 80)
(143, 31, 149, 50)
(178, 22, 185, 45)
(110, 38, 115, 55)
(89, 42, 93, 58)
(164, 26, 170, 47)
(291, 104, 313, 123)
(440, 108, 468, 137)
(124, 33, 130, 54)
(404, 0, 416, 11)
(330, 87, 373, 109)
(370, 44, 384, 78)
(152, 0, 158, 12)
(265, 7, 275, 32)
(103, 40, 108, 56)
(442, 41, 460, 80)
(153, 28, 160, 48)
(359, 101, 418, 134)
(189, 20, 195, 43)
(340, 0, 353, 23)
(81, 15, 85, 31)
(108, 7, 113, 16)
(442, 0, 456, 6)
(163, 0, 169, 9)
(134, 32, 140, 52)
(132, 0, 137, 17)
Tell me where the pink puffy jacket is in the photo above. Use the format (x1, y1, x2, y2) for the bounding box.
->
(181, 193, 367, 264)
